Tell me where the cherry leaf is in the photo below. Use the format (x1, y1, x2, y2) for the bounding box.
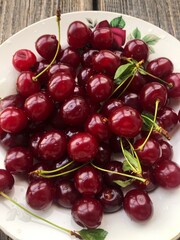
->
(123, 149, 140, 171)
(114, 179, 134, 187)
(114, 63, 135, 85)
(132, 27, 141, 39)
(79, 228, 108, 240)
(110, 16, 126, 28)
(122, 160, 132, 172)
(142, 34, 160, 45)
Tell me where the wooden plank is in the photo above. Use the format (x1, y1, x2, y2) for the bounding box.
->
(0, 0, 93, 44)
(98, 0, 180, 40)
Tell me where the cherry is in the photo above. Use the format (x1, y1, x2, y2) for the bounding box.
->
(93, 50, 121, 76)
(26, 179, 54, 210)
(48, 62, 75, 79)
(91, 27, 113, 50)
(97, 186, 124, 213)
(16, 71, 40, 97)
(38, 130, 67, 163)
(48, 72, 75, 102)
(123, 39, 149, 62)
(101, 98, 124, 117)
(74, 165, 102, 195)
(81, 49, 99, 67)
(127, 72, 146, 93)
(0, 106, 28, 133)
(29, 133, 42, 157)
(28, 162, 50, 182)
(108, 106, 143, 138)
(12, 49, 36, 72)
(139, 82, 167, 112)
(60, 96, 89, 127)
(77, 67, 94, 88)
(5, 147, 33, 174)
(134, 137, 162, 166)
(24, 92, 54, 122)
(68, 132, 98, 163)
(35, 34, 58, 61)
(73, 84, 86, 98)
(67, 21, 91, 49)
(123, 189, 153, 221)
(93, 143, 112, 167)
(158, 139, 173, 162)
(0, 131, 29, 149)
(33, 60, 49, 86)
(0, 94, 25, 111)
(59, 47, 81, 69)
(85, 113, 111, 142)
(0, 169, 14, 193)
(121, 92, 142, 112)
(55, 179, 80, 208)
(71, 196, 103, 229)
(165, 73, 180, 98)
(154, 160, 180, 188)
(146, 57, 173, 79)
(86, 73, 113, 103)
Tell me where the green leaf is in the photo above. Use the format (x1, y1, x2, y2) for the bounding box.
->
(148, 45, 155, 54)
(114, 179, 134, 188)
(79, 228, 108, 240)
(138, 67, 148, 75)
(132, 27, 141, 39)
(142, 34, 160, 45)
(114, 63, 135, 85)
(123, 149, 139, 170)
(141, 112, 155, 130)
(110, 16, 126, 28)
(122, 160, 132, 172)
(86, 18, 93, 25)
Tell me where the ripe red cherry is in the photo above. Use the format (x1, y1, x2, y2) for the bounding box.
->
(35, 34, 58, 61)
(140, 82, 168, 113)
(38, 130, 67, 163)
(123, 189, 153, 221)
(67, 21, 91, 49)
(0, 131, 29, 149)
(77, 67, 94, 88)
(0, 107, 28, 133)
(24, 92, 54, 122)
(59, 47, 81, 69)
(86, 73, 113, 103)
(91, 27, 113, 50)
(127, 72, 146, 93)
(16, 71, 40, 97)
(26, 179, 54, 210)
(81, 49, 99, 67)
(5, 147, 33, 174)
(48, 72, 75, 102)
(123, 39, 149, 62)
(154, 160, 180, 188)
(108, 106, 143, 138)
(0, 169, 14, 193)
(121, 92, 142, 112)
(93, 143, 112, 167)
(165, 73, 180, 98)
(74, 165, 102, 195)
(71, 196, 103, 229)
(48, 62, 75, 78)
(12, 49, 36, 72)
(158, 139, 173, 162)
(101, 98, 124, 117)
(68, 132, 98, 162)
(0, 94, 25, 111)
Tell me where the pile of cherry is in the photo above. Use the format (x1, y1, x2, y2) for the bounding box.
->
(0, 18, 180, 230)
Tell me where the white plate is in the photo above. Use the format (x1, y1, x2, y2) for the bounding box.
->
(0, 11, 180, 240)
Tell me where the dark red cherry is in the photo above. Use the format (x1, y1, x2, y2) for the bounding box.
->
(121, 92, 142, 112)
(91, 27, 113, 50)
(59, 47, 81, 69)
(101, 98, 124, 117)
(0, 131, 29, 149)
(165, 73, 180, 98)
(81, 49, 99, 67)
(77, 67, 94, 88)
(68, 132, 98, 163)
(28, 162, 50, 182)
(71, 196, 103, 229)
(12, 49, 36, 72)
(93, 143, 112, 167)
(48, 62, 75, 79)
(158, 139, 173, 162)
(0, 107, 28, 133)
(123, 189, 153, 221)
(0, 169, 14, 193)
(126, 72, 146, 93)
(26, 179, 54, 210)
(0, 94, 25, 111)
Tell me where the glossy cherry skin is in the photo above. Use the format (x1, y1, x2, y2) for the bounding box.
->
(127, 72, 146, 93)
(0, 94, 25, 111)
(12, 49, 36, 72)
(101, 98, 124, 117)
(68, 132, 99, 163)
(154, 160, 180, 188)
(81, 49, 99, 68)
(28, 162, 51, 182)
(24, 92, 54, 122)
(74, 165, 102, 195)
(71, 196, 103, 229)
(165, 73, 180, 98)
(93, 50, 121, 76)
(48, 72, 75, 102)
(48, 62, 75, 79)
(59, 47, 81, 69)
(26, 179, 54, 210)
(0, 107, 28, 133)
(67, 21, 91, 49)
(85, 113, 111, 142)
(60, 96, 89, 127)
(139, 82, 167, 113)
(35, 34, 58, 61)
(91, 27, 113, 50)
(123, 39, 149, 62)
(55, 179, 81, 208)
(16, 71, 40, 97)
(121, 92, 142, 112)
(158, 139, 173, 162)
(38, 130, 67, 163)
(0, 131, 29, 149)
(77, 67, 94, 88)
(0, 169, 14, 193)
(123, 189, 153, 221)
(146, 57, 173, 79)
(97, 186, 124, 213)
(93, 143, 112, 167)
(108, 106, 143, 138)
(134, 137, 162, 166)
(87, 74, 113, 103)
(5, 147, 33, 174)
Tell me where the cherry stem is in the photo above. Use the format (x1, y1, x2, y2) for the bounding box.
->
(32, 3, 61, 81)
(137, 99, 160, 151)
(0, 191, 82, 239)
(91, 162, 146, 183)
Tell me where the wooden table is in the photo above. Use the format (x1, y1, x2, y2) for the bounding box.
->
(0, 0, 180, 239)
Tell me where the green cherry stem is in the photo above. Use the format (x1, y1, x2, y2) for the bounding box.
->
(0, 191, 82, 239)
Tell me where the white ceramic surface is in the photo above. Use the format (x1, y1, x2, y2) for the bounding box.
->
(0, 11, 180, 240)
